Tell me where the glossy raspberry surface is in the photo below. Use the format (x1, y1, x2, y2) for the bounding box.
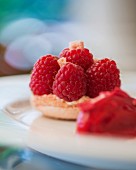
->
(29, 55, 60, 95)
(86, 58, 121, 98)
(77, 88, 136, 137)
(60, 48, 94, 71)
(53, 63, 87, 102)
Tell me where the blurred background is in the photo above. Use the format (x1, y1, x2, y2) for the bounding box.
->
(0, 0, 136, 76)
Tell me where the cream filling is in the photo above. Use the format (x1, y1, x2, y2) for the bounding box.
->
(31, 94, 90, 108)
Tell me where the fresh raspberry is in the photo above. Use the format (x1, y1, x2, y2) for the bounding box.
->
(59, 41, 94, 71)
(53, 63, 87, 102)
(29, 55, 60, 95)
(86, 58, 121, 98)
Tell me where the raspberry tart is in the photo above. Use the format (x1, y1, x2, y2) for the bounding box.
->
(29, 41, 121, 120)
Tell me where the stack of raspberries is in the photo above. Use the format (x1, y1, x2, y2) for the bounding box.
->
(30, 41, 121, 102)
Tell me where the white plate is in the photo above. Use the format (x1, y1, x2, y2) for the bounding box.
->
(2, 74, 136, 170)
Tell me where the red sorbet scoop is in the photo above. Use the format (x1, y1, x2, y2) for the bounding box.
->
(77, 88, 136, 137)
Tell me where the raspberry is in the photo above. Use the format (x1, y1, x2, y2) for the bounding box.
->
(29, 55, 60, 95)
(53, 63, 87, 102)
(86, 58, 121, 98)
(59, 41, 94, 71)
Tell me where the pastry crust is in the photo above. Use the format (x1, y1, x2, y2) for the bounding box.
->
(31, 94, 90, 120)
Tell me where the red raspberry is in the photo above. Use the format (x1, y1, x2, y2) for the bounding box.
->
(86, 58, 121, 98)
(29, 55, 60, 95)
(59, 41, 94, 71)
(53, 63, 87, 102)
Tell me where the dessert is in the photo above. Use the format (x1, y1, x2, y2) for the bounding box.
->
(77, 88, 136, 137)
(29, 40, 121, 120)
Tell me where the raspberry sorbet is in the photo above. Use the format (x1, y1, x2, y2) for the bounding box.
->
(77, 88, 136, 137)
